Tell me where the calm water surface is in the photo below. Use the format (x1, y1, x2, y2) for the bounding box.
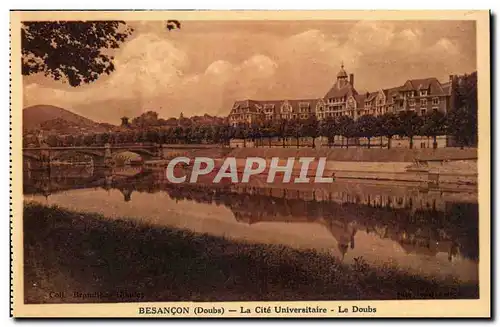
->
(24, 166, 479, 283)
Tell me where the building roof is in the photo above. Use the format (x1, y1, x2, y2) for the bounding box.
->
(400, 77, 447, 96)
(287, 99, 320, 114)
(441, 81, 452, 95)
(231, 100, 263, 114)
(384, 86, 403, 103)
(231, 98, 320, 116)
(324, 82, 357, 99)
(337, 64, 348, 78)
(230, 69, 453, 117)
(354, 94, 367, 109)
(365, 92, 378, 103)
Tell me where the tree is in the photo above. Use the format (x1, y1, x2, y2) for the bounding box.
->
(449, 72, 478, 147)
(356, 115, 378, 149)
(275, 120, 289, 148)
(132, 111, 160, 128)
(221, 124, 234, 147)
(22, 21, 133, 86)
(421, 111, 447, 149)
(182, 126, 193, 144)
(46, 135, 60, 147)
(234, 123, 249, 148)
(248, 122, 262, 147)
(379, 113, 399, 149)
(146, 129, 159, 143)
(288, 118, 303, 148)
(337, 116, 355, 148)
(173, 127, 183, 144)
(22, 20, 181, 86)
(83, 134, 95, 146)
(319, 116, 336, 147)
(261, 121, 277, 148)
(398, 111, 423, 149)
(302, 116, 319, 148)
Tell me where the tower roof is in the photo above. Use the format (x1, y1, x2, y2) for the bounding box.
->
(337, 63, 348, 78)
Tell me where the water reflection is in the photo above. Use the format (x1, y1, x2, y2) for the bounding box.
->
(24, 167, 479, 282)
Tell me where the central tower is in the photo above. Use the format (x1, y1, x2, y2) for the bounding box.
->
(337, 62, 348, 87)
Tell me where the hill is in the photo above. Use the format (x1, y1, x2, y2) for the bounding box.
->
(23, 105, 113, 133)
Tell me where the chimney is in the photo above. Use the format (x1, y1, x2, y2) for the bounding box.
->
(349, 73, 354, 87)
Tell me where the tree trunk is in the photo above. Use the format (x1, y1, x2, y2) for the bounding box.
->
(282, 137, 285, 148)
(433, 135, 438, 149)
(346, 137, 349, 149)
(311, 137, 316, 149)
(387, 136, 392, 149)
(409, 136, 413, 149)
(296, 137, 299, 148)
(380, 136, 383, 148)
(243, 138, 246, 148)
(269, 137, 272, 148)
(367, 137, 371, 149)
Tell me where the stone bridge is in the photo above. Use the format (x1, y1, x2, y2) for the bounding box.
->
(23, 143, 165, 168)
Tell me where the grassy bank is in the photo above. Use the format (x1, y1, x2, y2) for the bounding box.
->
(24, 202, 478, 304)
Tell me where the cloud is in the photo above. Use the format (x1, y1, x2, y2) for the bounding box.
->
(430, 38, 460, 55)
(346, 21, 396, 50)
(23, 21, 476, 123)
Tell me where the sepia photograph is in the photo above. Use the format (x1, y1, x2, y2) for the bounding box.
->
(10, 10, 490, 318)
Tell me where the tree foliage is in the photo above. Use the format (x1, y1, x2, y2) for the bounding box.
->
(421, 111, 447, 149)
(356, 115, 379, 148)
(22, 21, 134, 86)
(379, 113, 399, 149)
(398, 111, 423, 149)
(448, 72, 478, 146)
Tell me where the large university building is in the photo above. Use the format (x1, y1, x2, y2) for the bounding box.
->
(228, 63, 453, 127)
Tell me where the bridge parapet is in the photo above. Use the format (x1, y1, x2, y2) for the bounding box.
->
(23, 143, 166, 166)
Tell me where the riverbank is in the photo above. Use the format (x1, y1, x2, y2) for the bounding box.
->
(24, 202, 478, 303)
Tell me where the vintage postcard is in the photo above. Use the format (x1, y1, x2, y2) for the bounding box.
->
(10, 10, 490, 318)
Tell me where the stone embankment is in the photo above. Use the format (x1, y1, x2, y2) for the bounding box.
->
(154, 147, 478, 186)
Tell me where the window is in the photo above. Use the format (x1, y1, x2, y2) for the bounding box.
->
(433, 97, 439, 105)
(409, 99, 416, 107)
(420, 90, 428, 96)
(432, 108, 438, 113)
(420, 98, 427, 106)
(420, 109, 426, 115)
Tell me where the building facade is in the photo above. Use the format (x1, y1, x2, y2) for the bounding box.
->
(228, 63, 453, 127)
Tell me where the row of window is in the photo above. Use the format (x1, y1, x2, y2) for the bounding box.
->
(231, 106, 442, 122)
(408, 97, 440, 106)
(327, 97, 347, 104)
(237, 96, 442, 116)
(402, 90, 430, 98)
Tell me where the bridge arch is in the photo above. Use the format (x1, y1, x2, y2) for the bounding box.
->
(113, 148, 158, 161)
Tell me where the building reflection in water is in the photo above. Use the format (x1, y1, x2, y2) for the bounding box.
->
(23, 168, 479, 264)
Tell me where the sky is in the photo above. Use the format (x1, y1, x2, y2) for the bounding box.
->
(22, 20, 477, 124)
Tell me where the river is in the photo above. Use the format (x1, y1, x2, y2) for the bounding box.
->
(23, 165, 479, 285)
